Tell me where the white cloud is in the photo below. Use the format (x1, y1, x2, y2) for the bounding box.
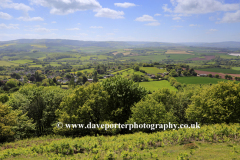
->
(30, 0, 101, 15)
(66, 28, 80, 30)
(209, 29, 217, 32)
(90, 26, 103, 29)
(220, 10, 240, 23)
(189, 24, 197, 27)
(145, 22, 160, 26)
(172, 16, 181, 20)
(77, 23, 81, 25)
(0, 12, 12, 20)
(154, 13, 161, 16)
(51, 21, 56, 23)
(172, 25, 183, 27)
(0, 23, 19, 29)
(163, 0, 239, 14)
(135, 15, 157, 22)
(107, 33, 115, 35)
(17, 16, 44, 21)
(114, 2, 136, 8)
(162, 4, 173, 12)
(94, 8, 124, 19)
(33, 28, 58, 32)
(0, 0, 33, 12)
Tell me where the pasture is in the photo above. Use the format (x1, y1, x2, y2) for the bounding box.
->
(140, 67, 166, 74)
(165, 50, 191, 54)
(0, 61, 19, 66)
(175, 77, 232, 84)
(10, 60, 33, 64)
(232, 67, 240, 71)
(139, 80, 177, 92)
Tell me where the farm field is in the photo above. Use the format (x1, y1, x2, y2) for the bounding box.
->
(0, 61, 19, 66)
(165, 50, 191, 54)
(10, 60, 33, 64)
(175, 77, 234, 84)
(140, 67, 166, 74)
(29, 65, 43, 68)
(232, 67, 240, 71)
(0, 124, 239, 160)
(197, 68, 240, 74)
(139, 80, 177, 92)
(112, 69, 145, 77)
(166, 54, 196, 60)
(122, 55, 167, 62)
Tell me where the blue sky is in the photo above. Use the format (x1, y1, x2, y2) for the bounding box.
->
(0, 0, 240, 42)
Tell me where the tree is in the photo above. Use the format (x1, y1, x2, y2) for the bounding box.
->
(134, 65, 140, 71)
(131, 74, 141, 82)
(8, 85, 68, 136)
(54, 83, 109, 136)
(208, 74, 212, 78)
(93, 71, 98, 82)
(101, 76, 148, 124)
(82, 75, 88, 84)
(0, 103, 17, 142)
(127, 96, 175, 132)
(186, 81, 240, 124)
(215, 74, 220, 78)
(169, 69, 178, 77)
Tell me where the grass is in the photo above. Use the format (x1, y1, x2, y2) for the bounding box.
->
(29, 65, 43, 68)
(1, 124, 240, 160)
(166, 50, 191, 54)
(139, 80, 177, 92)
(197, 68, 240, 74)
(0, 43, 16, 47)
(175, 77, 233, 84)
(121, 55, 167, 62)
(140, 67, 166, 74)
(0, 61, 19, 66)
(31, 44, 47, 48)
(232, 67, 240, 71)
(10, 60, 33, 64)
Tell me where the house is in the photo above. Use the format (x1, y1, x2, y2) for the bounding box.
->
(151, 75, 156, 79)
(88, 79, 93, 82)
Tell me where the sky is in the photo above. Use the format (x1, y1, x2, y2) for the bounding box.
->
(0, 0, 240, 42)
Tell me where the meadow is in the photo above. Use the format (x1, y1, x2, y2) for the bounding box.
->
(197, 68, 240, 74)
(0, 61, 18, 66)
(139, 80, 177, 92)
(140, 67, 166, 74)
(10, 60, 33, 64)
(165, 50, 191, 54)
(175, 77, 232, 84)
(0, 123, 240, 160)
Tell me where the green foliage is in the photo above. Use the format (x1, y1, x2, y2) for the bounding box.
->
(55, 83, 109, 136)
(127, 96, 175, 132)
(0, 94, 9, 103)
(0, 103, 17, 142)
(186, 81, 240, 124)
(7, 85, 69, 136)
(169, 69, 178, 77)
(102, 76, 148, 124)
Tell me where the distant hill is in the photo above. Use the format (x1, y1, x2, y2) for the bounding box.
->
(0, 39, 239, 52)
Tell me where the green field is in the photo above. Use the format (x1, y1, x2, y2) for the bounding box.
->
(0, 61, 19, 66)
(175, 77, 232, 84)
(29, 65, 43, 68)
(139, 80, 177, 92)
(140, 67, 166, 74)
(232, 67, 240, 71)
(112, 69, 145, 78)
(10, 60, 33, 64)
(197, 68, 240, 74)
